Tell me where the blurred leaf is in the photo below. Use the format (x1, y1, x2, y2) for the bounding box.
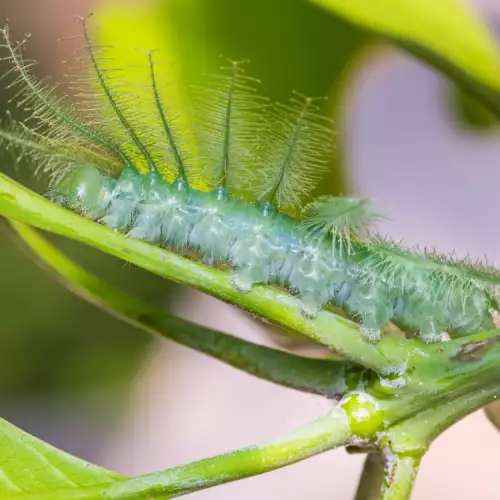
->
(310, 0, 500, 116)
(0, 417, 121, 495)
(95, 0, 366, 109)
(453, 87, 498, 130)
(0, 224, 150, 397)
(95, 0, 371, 195)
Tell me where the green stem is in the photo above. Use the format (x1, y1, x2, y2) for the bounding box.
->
(380, 454, 420, 500)
(385, 383, 500, 454)
(4, 407, 352, 499)
(103, 382, 498, 500)
(354, 453, 386, 500)
(10, 219, 369, 398)
(7, 175, 500, 403)
(0, 173, 403, 371)
(110, 407, 351, 499)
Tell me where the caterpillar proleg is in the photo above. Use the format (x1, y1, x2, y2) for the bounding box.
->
(1, 19, 498, 344)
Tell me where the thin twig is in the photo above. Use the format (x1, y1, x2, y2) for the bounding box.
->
(8, 218, 370, 398)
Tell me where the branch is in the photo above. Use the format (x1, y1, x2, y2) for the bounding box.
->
(3, 407, 352, 499)
(7, 179, 500, 409)
(9, 219, 370, 398)
(380, 454, 420, 500)
(0, 173, 404, 371)
(355, 453, 386, 500)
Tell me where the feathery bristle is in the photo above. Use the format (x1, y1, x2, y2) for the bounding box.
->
(194, 60, 268, 193)
(148, 51, 188, 182)
(79, 15, 157, 172)
(259, 94, 335, 211)
(300, 196, 380, 252)
(360, 237, 498, 310)
(0, 25, 126, 167)
(0, 117, 118, 183)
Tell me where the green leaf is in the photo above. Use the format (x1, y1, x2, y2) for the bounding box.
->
(93, 0, 369, 196)
(0, 417, 122, 495)
(310, 0, 500, 116)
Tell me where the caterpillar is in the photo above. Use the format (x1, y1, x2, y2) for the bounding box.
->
(1, 18, 499, 344)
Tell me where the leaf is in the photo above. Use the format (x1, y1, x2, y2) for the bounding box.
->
(0, 417, 122, 496)
(93, 0, 369, 196)
(309, 0, 500, 116)
(93, 3, 206, 187)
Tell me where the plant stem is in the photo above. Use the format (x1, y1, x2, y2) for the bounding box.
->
(9, 219, 370, 398)
(404, 333, 500, 404)
(379, 384, 500, 469)
(6, 175, 500, 390)
(110, 407, 351, 499)
(3, 407, 352, 499)
(380, 454, 420, 500)
(354, 453, 386, 500)
(0, 173, 404, 371)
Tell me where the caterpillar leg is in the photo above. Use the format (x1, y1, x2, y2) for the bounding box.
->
(360, 325, 382, 343)
(232, 264, 271, 293)
(333, 282, 353, 305)
(288, 246, 342, 318)
(345, 284, 393, 343)
(162, 206, 198, 249)
(129, 170, 169, 242)
(446, 292, 496, 335)
(189, 213, 235, 264)
(359, 305, 394, 343)
(129, 207, 164, 242)
(230, 231, 275, 292)
(102, 199, 138, 230)
(417, 318, 442, 343)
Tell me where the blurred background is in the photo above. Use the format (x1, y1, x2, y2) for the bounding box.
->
(1, 0, 500, 498)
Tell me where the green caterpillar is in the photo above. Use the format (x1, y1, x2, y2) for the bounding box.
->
(0, 18, 498, 343)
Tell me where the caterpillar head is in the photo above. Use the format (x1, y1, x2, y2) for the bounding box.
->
(54, 164, 114, 217)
